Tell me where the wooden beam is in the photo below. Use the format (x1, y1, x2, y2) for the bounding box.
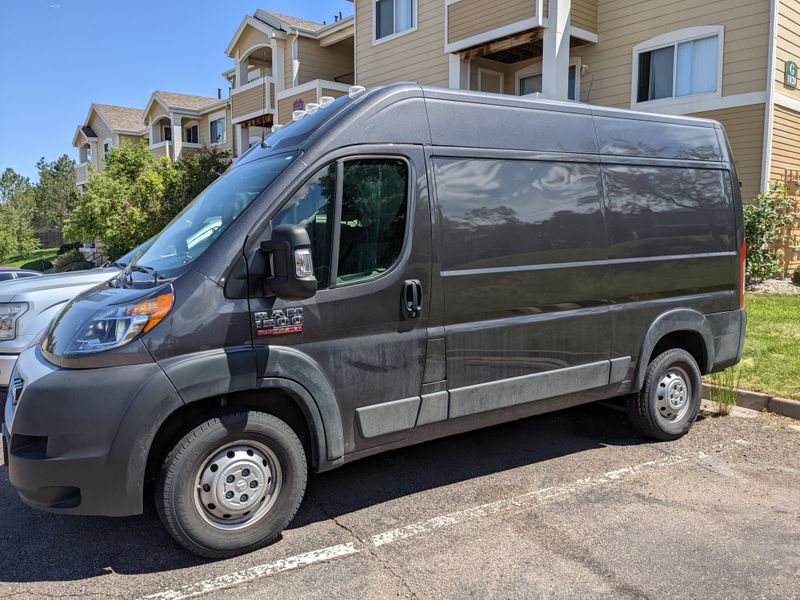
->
(459, 29, 542, 61)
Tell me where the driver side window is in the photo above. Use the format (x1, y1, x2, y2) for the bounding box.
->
(271, 157, 409, 289)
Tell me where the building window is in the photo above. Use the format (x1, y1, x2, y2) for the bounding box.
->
(375, 0, 415, 41)
(184, 124, 199, 144)
(163, 125, 172, 142)
(634, 28, 722, 104)
(517, 64, 578, 100)
(103, 139, 113, 156)
(210, 117, 226, 144)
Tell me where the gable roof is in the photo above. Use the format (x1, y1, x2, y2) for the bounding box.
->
(93, 104, 146, 134)
(257, 10, 325, 32)
(153, 91, 224, 112)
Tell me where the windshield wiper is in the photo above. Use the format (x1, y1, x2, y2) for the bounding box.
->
(127, 264, 164, 284)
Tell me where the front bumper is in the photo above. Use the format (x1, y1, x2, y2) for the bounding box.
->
(3, 345, 182, 516)
(0, 353, 18, 388)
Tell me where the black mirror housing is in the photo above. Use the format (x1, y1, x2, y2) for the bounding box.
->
(261, 224, 318, 300)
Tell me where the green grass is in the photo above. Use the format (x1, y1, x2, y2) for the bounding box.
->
(733, 293, 800, 400)
(1, 247, 59, 271)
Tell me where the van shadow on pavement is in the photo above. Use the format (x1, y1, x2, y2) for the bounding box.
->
(0, 402, 646, 583)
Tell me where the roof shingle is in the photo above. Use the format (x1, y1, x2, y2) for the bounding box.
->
(154, 91, 224, 112)
(93, 104, 146, 133)
(259, 10, 325, 32)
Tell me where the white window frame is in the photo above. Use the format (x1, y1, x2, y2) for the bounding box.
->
(208, 110, 228, 146)
(477, 67, 505, 94)
(372, 0, 418, 46)
(515, 57, 582, 101)
(630, 26, 724, 111)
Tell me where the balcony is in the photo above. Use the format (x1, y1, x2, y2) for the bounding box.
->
(75, 162, 90, 185)
(231, 77, 276, 124)
(275, 80, 352, 125)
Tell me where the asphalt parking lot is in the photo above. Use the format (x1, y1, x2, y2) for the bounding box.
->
(0, 403, 798, 600)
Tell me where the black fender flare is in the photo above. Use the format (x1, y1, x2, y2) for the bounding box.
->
(256, 345, 344, 467)
(634, 308, 715, 390)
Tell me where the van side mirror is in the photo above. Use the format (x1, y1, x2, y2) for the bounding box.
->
(260, 224, 317, 300)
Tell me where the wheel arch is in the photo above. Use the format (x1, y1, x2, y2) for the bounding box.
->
(634, 308, 715, 390)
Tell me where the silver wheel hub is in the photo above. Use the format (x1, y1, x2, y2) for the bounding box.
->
(195, 442, 281, 529)
(655, 369, 691, 422)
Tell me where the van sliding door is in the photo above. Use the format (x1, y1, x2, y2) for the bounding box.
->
(433, 155, 613, 418)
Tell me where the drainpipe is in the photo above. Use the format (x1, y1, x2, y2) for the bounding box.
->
(291, 29, 300, 87)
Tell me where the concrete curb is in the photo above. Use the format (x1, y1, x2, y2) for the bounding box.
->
(702, 383, 800, 420)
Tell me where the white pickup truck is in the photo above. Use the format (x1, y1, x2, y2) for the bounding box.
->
(0, 249, 140, 399)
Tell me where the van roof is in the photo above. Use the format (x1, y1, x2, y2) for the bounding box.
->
(241, 83, 725, 166)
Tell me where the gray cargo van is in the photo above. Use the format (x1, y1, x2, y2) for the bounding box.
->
(3, 84, 746, 558)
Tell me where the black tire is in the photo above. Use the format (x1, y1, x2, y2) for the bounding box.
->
(155, 410, 307, 558)
(626, 348, 702, 441)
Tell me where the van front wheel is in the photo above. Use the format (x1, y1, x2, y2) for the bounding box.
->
(626, 348, 702, 441)
(155, 410, 307, 558)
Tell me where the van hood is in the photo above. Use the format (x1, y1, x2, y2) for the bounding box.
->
(0, 268, 120, 302)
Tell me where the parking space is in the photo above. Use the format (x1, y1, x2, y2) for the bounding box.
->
(0, 404, 798, 599)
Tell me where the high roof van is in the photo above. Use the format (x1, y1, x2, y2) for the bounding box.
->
(3, 84, 746, 557)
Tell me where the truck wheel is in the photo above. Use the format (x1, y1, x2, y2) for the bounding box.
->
(155, 410, 307, 558)
(626, 348, 702, 441)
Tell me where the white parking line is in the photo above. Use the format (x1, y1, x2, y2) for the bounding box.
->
(140, 543, 360, 600)
(140, 441, 746, 600)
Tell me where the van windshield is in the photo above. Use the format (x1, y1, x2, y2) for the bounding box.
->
(126, 152, 299, 280)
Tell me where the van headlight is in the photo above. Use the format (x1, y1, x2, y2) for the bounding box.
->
(63, 291, 174, 356)
(0, 303, 28, 341)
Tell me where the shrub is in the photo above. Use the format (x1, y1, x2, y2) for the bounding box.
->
(57, 241, 81, 256)
(793, 266, 800, 286)
(52, 249, 89, 272)
(743, 183, 797, 284)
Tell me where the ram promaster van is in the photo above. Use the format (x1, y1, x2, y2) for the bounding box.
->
(3, 85, 746, 557)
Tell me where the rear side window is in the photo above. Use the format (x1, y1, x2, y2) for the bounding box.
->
(0, 273, 13, 281)
(434, 158, 606, 271)
(602, 165, 734, 257)
(272, 158, 409, 287)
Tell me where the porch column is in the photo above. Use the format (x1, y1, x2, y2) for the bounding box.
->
(541, 0, 571, 100)
(271, 37, 285, 93)
(235, 124, 250, 156)
(448, 54, 470, 90)
(171, 115, 182, 161)
(235, 51, 249, 88)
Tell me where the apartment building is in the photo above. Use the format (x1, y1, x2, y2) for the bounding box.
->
(72, 104, 147, 193)
(142, 91, 232, 161)
(350, 0, 800, 266)
(224, 10, 355, 156)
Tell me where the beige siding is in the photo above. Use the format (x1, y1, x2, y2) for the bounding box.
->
(284, 37, 294, 88)
(150, 144, 170, 159)
(775, 0, 800, 100)
(355, 0, 449, 88)
(231, 83, 271, 119)
(278, 89, 318, 125)
(447, 0, 534, 44)
(573, 0, 770, 108)
(145, 101, 169, 126)
(770, 104, 800, 181)
(231, 25, 270, 58)
(118, 134, 145, 146)
(88, 113, 113, 170)
(688, 104, 765, 203)
(75, 163, 89, 184)
(321, 87, 349, 99)
(572, 0, 598, 33)
(298, 36, 354, 84)
(469, 56, 536, 95)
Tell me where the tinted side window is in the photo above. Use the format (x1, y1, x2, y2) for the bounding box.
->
(272, 164, 336, 288)
(0, 273, 13, 281)
(434, 158, 605, 271)
(337, 159, 408, 284)
(602, 166, 734, 258)
(271, 158, 409, 288)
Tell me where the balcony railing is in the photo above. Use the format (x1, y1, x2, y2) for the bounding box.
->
(231, 77, 275, 123)
(75, 162, 89, 185)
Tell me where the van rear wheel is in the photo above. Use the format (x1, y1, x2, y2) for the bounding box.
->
(155, 410, 307, 558)
(626, 348, 702, 441)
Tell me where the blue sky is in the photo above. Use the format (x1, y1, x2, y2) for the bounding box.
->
(0, 0, 354, 180)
